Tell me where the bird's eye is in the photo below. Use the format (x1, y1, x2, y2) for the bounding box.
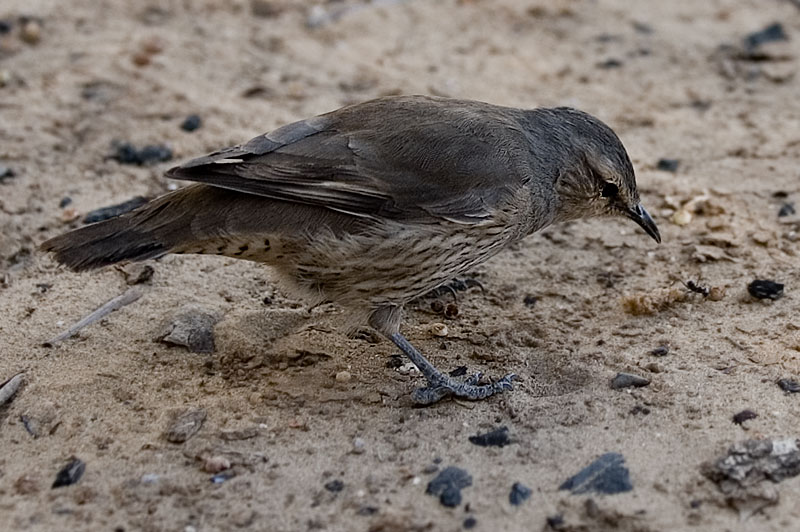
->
(601, 182, 619, 198)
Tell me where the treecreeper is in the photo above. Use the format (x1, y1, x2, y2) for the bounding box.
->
(42, 95, 660, 404)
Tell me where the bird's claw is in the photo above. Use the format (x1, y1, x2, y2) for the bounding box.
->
(412, 372, 517, 405)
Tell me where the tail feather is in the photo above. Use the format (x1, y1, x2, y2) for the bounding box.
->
(41, 213, 170, 271)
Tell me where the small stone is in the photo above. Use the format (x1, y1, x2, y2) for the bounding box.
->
(60, 208, 80, 223)
(610, 372, 650, 389)
(748, 280, 784, 300)
(181, 114, 202, 132)
(468, 426, 511, 448)
(324, 479, 344, 492)
(426, 466, 472, 507)
(83, 196, 149, 224)
(0, 164, 14, 181)
(58, 197, 72, 208)
(20, 19, 41, 45)
(671, 208, 692, 226)
(158, 306, 219, 353)
(708, 286, 726, 301)
(597, 58, 623, 69)
(656, 158, 680, 172)
(203, 455, 231, 473)
(250, 0, 283, 17)
(141, 473, 159, 484)
(559, 452, 632, 495)
(219, 427, 259, 440)
(744, 23, 787, 51)
(14, 474, 39, 495)
(523, 294, 538, 307)
(428, 323, 449, 337)
(509, 482, 531, 506)
(164, 407, 207, 443)
(211, 471, 235, 484)
(335, 370, 352, 383)
(52, 457, 86, 488)
(778, 203, 796, 217)
(649, 345, 669, 357)
(111, 142, 172, 166)
(357, 506, 378, 516)
(777, 378, 800, 393)
(733, 410, 758, 425)
(546, 515, 565, 528)
(463, 517, 477, 529)
(351, 437, 366, 454)
(121, 263, 154, 285)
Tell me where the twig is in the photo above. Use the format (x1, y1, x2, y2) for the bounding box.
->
(43, 288, 142, 346)
(0, 373, 25, 407)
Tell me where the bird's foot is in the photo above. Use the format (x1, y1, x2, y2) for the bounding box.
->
(388, 332, 516, 405)
(423, 277, 485, 302)
(412, 372, 517, 405)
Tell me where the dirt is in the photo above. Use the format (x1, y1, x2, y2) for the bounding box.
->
(2, 1, 800, 531)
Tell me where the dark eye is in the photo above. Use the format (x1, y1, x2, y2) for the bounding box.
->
(601, 182, 619, 198)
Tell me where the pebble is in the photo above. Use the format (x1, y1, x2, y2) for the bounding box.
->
(20, 18, 41, 45)
(324, 479, 344, 492)
(83, 196, 149, 223)
(468, 426, 512, 448)
(748, 279, 784, 300)
(428, 322, 449, 337)
(523, 294, 538, 307)
(426, 466, 472, 507)
(463, 517, 477, 529)
(159, 306, 220, 353)
(335, 370, 352, 383)
(181, 114, 202, 132)
(351, 437, 366, 454)
(656, 158, 680, 172)
(649, 345, 669, 357)
(219, 427, 259, 441)
(111, 142, 172, 166)
(52, 457, 86, 488)
(58, 196, 72, 208)
(777, 378, 800, 393)
(164, 407, 207, 443)
(0, 164, 15, 182)
(744, 23, 787, 51)
(211, 471, 235, 484)
(203, 455, 231, 473)
(120, 263, 154, 285)
(141, 473, 160, 484)
(732, 409, 758, 425)
(509, 482, 531, 506)
(610, 372, 650, 389)
(778, 203, 795, 217)
(559, 452, 632, 495)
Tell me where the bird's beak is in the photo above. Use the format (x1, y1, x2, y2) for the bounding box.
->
(626, 203, 661, 243)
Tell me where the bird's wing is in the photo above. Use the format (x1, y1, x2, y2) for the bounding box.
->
(166, 96, 530, 223)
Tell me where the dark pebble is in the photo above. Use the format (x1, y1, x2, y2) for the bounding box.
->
(469, 426, 511, 448)
(629, 405, 651, 416)
(159, 306, 219, 353)
(632, 21, 653, 34)
(546, 515, 565, 529)
(324, 479, 344, 493)
(597, 58, 623, 69)
(610, 372, 650, 389)
(449, 366, 468, 377)
(690, 499, 702, 509)
(0, 20, 12, 34)
(59, 196, 72, 208)
(180, 114, 202, 132)
(656, 158, 680, 172)
(52, 458, 86, 488)
(463, 517, 477, 529)
(111, 142, 172, 166)
(747, 279, 784, 300)
(386, 354, 404, 368)
(523, 294, 538, 307)
(509, 482, 531, 506)
(559, 452, 633, 495)
(777, 378, 800, 393)
(732, 409, 758, 425)
(83, 196, 149, 224)
(426, 466, 472, 508)
(744, 23, 787, 51)
(357, 506, 378, 516)
(649, 345, 669, 357)
(0, 164, 15, 182)
(778, 203, 796, 217)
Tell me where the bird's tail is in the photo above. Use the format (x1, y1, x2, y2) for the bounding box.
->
(41, 185, 216, 271)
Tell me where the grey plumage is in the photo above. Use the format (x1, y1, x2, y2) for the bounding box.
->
(42, 95, 660, 404)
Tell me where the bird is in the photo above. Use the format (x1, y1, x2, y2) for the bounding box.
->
(41, 95, 660, 404)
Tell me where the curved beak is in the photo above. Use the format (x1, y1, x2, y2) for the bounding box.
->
(626, 203, 661, 243)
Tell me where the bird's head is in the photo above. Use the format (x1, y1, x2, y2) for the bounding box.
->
(540, 107, 660, 244)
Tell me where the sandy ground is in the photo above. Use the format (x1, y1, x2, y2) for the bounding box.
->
(2, 0, 800, 531)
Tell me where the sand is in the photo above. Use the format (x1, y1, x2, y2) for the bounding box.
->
(2, 0, 800, 530)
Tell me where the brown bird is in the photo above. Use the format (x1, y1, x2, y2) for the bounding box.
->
(42, 95, 660, 404)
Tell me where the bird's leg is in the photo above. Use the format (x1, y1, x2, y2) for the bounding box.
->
(388, 332, 516, 405)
